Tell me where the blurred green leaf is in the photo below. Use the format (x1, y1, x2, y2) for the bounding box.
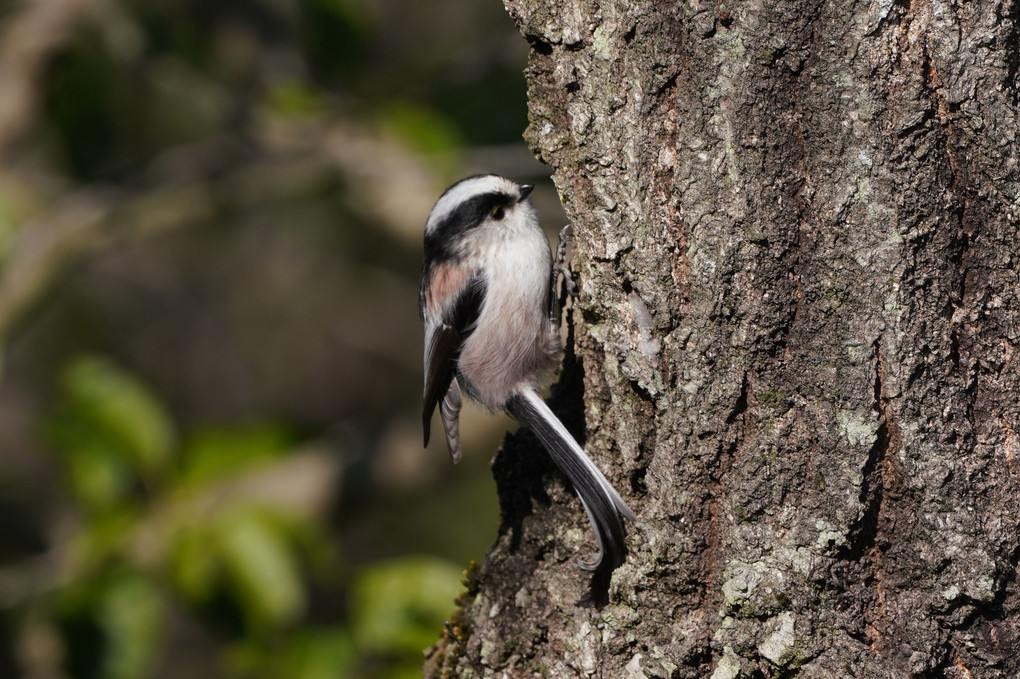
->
(217, 510, 306, 630)
(252, 509, 337, 573)
(226, 626, 357, 679)
(384, 667, 428, 679)
(170, 526, 220, 603)
(181, 424, 294, 487)
(350, 555, 462, 656)
(265, 82, 324, 119)
(60, 356, 177, 482)
(97, 574, 165, 679)
(378, 102, 462, 155)
(62, 432, 133, 510)
(56, 571, 165, 679)
(283, 628, 356, 679)
(68, 508, 141, 575)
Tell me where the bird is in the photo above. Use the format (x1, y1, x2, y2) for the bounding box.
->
(419, 174, 636, 605)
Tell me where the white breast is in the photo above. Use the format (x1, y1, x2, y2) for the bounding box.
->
(456, 206, 560, 409)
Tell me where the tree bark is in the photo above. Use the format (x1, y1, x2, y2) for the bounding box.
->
(426, 0, 1020, 676)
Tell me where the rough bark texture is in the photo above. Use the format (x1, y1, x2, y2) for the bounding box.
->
(425, 0, 1020, 676)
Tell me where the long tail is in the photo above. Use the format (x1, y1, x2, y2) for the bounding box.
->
(506, 389, 636, 606)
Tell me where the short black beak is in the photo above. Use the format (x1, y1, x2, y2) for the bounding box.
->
(519, 184, 534, 200)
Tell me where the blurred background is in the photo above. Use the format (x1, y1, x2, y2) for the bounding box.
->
(0, 1, 565, 677)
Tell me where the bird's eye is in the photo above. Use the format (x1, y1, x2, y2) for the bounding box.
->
(491, 205, 505, 220)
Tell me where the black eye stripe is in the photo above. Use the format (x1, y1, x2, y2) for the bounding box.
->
(424, 191, 514, 261)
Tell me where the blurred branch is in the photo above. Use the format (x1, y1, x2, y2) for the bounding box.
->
(319, 121, 442, 241)
(0, 120, 447, 341)
(0, 187, 119, 338)
(0, 136, 278, 337)
(0, 174, 219, 340)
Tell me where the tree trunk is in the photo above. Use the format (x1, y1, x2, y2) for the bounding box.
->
(426, 0, 1020, 676)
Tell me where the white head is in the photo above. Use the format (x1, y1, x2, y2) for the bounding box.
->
(424, 175, 538, 261)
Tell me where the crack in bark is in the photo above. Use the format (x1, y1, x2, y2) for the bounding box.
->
(1004, 0, 1020, 104)
(849, 341, 903, 658)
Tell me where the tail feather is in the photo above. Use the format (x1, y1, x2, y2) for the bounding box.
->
(440, 380, 464, 463)
(506, 389, 635, 606)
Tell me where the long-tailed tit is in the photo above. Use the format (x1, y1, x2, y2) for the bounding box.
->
(419, 174, 636, 605)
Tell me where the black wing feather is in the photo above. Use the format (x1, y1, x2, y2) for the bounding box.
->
(422, 275, 487, 446)
(422, 326, 460, 446)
